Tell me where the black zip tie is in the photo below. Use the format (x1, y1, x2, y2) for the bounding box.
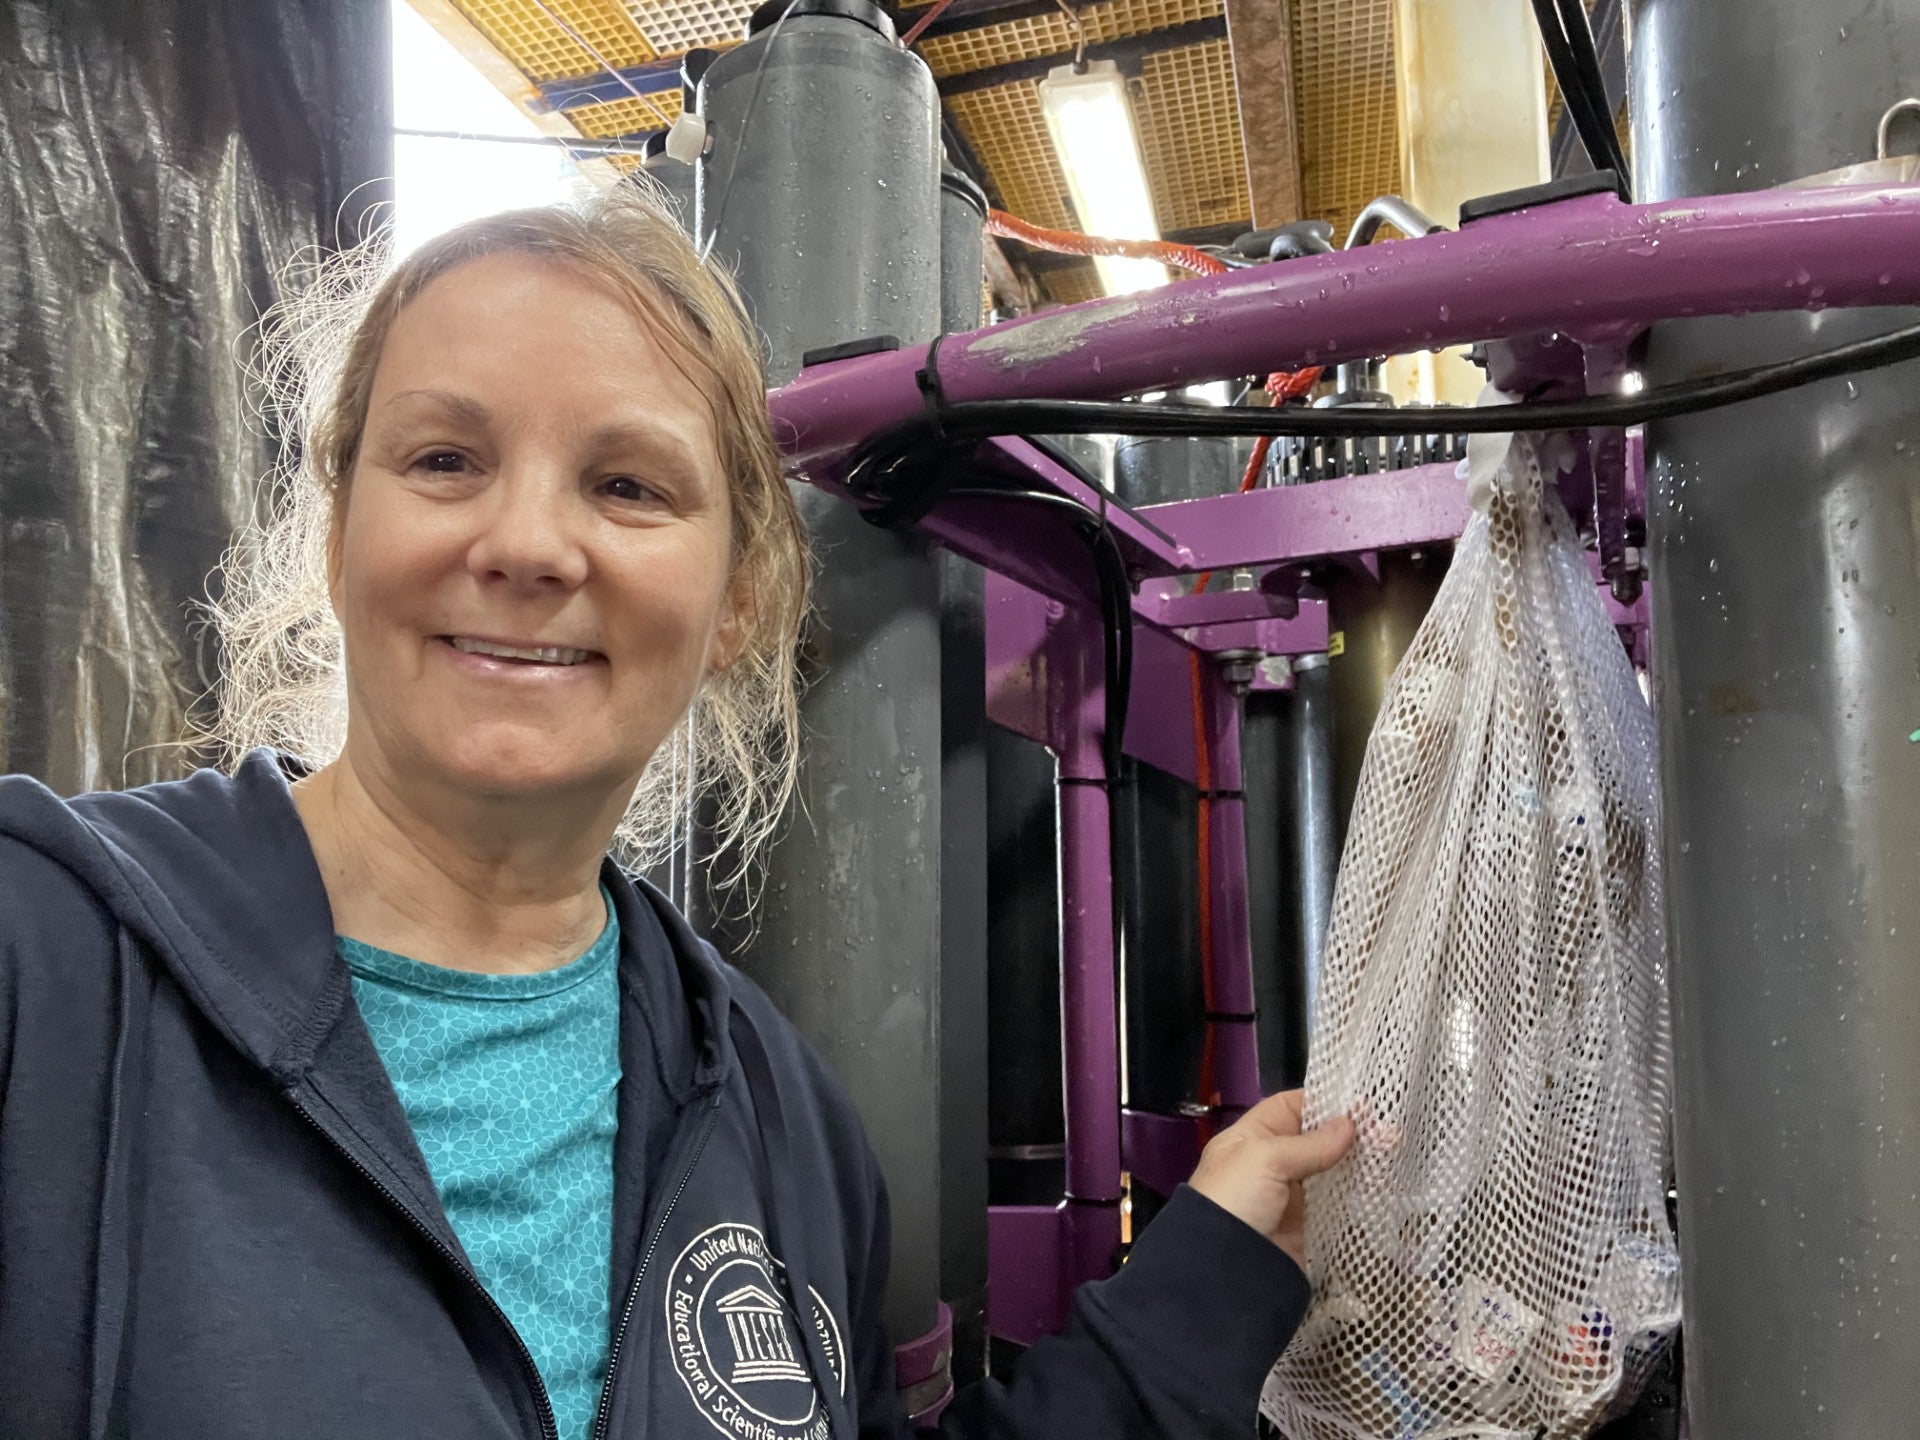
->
(1205, 1010, 1258, 1023)
(1194, 787, 1245, 801)
(915, 332, 949, 442)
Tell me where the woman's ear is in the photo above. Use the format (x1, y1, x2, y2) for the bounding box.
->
(324, 490, 348, 614)
(706, 570, 754, 677)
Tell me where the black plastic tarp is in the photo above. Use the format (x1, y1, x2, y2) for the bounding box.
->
(0, 0, 390, 792)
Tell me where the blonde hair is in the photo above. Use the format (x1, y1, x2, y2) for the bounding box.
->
(208, 182, 809, 879)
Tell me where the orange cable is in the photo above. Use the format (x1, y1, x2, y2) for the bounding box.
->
(987, 209, 1229, 277)
(985, 210, 1325, 402)
(899, 0, 958, 48)
(1186, 428, 1280, 1128)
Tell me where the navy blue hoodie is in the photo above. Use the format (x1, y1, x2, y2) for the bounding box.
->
(0, 751, 1310, 1439)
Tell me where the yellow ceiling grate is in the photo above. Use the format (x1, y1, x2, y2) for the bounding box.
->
(1291, 0, 1399, 243)
(569, 87, 683, 138)
(944, 80, 1097, 301)
(629, 0, 755, 54)
(949, 42, 1246, 238)
(948, 80, 1076, 233)
(919, 0, 1221, 80)
(1042, 264, 1104, 306)
(1136, 39, 1247, 234)
(450, 0, 657, 82)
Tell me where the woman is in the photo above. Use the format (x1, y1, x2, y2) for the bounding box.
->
(0, 187, 1353, 1439)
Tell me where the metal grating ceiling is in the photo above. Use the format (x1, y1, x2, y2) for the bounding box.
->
(427, 0, 1412, 303)
(1043, 265, 1105, 306)
(455, 0, 658, 81)
(630, 0, 754, 52)
(917, 0, 1219, 78)
(1291, 0, 1400, 245)
(946, 81, 1074, 232)
(1135, 40, 1246, 234)
(570, 88, 682, 137)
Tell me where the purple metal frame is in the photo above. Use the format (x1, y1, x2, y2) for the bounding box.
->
(764, 181, 1920, 1348)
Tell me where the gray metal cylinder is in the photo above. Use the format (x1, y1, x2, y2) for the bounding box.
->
(1288, 654, 1336, 1026)
(695, 0, 948, 1347)
(1108, 435, 1210, 1136)
(1323, 551, 1448, 841)
(940, 166, 987, 334)
(1243, 657, 1335, 1094)
(985, 721, 1065, 1206)
(1633, 3, 1920, 1433)
(696, 0, 940, 384)
(936, 160, 990, 1382)
(1112, 435, 1250, 506)
(1040, 434, 1110, 485)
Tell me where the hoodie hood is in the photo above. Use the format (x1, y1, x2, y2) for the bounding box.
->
(0, 749, 736, 1094)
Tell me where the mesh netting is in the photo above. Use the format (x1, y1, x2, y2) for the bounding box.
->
(1262, 431, 1680, 1440)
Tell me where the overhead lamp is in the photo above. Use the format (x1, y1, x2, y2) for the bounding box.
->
(1036, 60, 1168, 296)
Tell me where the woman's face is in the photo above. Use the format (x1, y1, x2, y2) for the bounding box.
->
(332, 250, 741, 810)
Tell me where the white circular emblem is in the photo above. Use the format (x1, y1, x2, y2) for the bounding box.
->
(666, 1221, 847, 1440)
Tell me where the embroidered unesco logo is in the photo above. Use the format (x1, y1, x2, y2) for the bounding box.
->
(666, 1222, 847, 1440)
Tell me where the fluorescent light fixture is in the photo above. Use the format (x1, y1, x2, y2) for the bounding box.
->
(1036, 60, 1168, 295)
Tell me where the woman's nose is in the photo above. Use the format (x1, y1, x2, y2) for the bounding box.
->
(465, 467, 591, 591)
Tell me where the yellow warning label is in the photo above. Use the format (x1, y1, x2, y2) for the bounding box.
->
(1328, 630, 1345, 658)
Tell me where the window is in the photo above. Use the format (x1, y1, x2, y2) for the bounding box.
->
(390, 1, 583, 255)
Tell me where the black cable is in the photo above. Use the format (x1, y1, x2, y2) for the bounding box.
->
(845, 317, 1920, 481)
(1532, 0, 1627, 187)
(1555, 0, 1630, 183)
(1535, 0, 1618, 178)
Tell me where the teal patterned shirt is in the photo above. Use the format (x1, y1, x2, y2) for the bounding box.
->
(340, 898, 621, 1440)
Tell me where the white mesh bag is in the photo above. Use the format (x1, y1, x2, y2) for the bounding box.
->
(1262, 419, 1680, 1440)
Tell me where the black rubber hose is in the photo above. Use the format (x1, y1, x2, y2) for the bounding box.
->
(1541, 0, 1622, 180)
(1532, 0, 1626, 186)
(1555, 0, 1630, 182)
(844, 317, 1920, 482)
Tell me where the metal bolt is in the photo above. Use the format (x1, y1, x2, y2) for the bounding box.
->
(1220, 655, 1258, 694)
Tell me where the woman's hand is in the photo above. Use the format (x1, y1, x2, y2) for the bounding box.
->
(1188, 1089, 1355, 1270)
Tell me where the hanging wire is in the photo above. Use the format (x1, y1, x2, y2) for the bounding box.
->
(699, 0, 804, 262)
(393, 127, 651, 157)
(1053, 0, 1087, 64)
(525, 0, 675, 131)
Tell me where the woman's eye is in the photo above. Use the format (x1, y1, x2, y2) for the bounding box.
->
(413, 450, 468, 475)
(602, 475, 661, 504)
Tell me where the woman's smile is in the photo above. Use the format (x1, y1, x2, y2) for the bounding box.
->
(436, 634, 608, 678)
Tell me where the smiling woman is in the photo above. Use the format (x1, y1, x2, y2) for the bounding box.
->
(213, 189, 807, 882)
(0, 179, 1352, 1440)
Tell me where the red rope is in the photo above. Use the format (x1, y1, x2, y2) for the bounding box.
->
(987, 208, 1229, 278)
(985, 209, 1325, 401)
(1186, 427, 1282, 1128)
(899, 0, 958, 48)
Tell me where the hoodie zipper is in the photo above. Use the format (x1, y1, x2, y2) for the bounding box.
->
(590, 1093, 723, 1440)
(288, 1092, 560, 1440)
